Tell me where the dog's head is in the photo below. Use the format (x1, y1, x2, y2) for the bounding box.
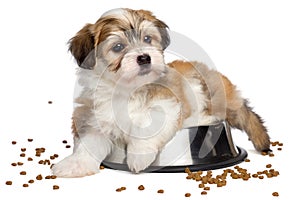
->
(69, 8, 170, 86)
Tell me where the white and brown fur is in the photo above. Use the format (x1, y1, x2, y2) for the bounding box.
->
(52, 8, 270, 177)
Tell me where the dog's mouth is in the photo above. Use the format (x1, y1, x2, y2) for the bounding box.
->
(138, 65, 152, 76)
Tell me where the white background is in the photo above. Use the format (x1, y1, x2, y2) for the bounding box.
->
(0, 0, 299, 199)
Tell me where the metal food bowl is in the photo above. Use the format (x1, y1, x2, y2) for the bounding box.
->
(102, 121, 247, 172)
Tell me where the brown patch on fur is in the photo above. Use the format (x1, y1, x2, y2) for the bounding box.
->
(168, 60, 270, 151)
(71, 100, 93, 138)
(69, 24, 95, 68)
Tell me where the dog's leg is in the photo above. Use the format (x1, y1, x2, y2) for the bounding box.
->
(126, 98, 182, 173)
(220, 75, 271, 152)
(51, 133, 112, 178)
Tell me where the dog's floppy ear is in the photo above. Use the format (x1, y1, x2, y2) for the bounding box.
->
(155, 20, 170, 50)
(69, 24, 95, 69)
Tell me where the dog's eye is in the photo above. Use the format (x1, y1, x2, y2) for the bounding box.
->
(112, 43, 125, 53)
(143, 35, 152, 44)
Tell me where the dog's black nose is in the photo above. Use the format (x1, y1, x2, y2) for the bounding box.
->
(137, 54, 151, 66)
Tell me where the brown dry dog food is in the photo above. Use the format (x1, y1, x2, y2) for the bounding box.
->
(23, 183, 29, 187)
(185, 193, 191, 197)
(157, 189, 164, 194)
(272, 192, 279, 197)
(201, 191, 207, 195)
(116, 186, 126, 192)
(53, 185, 59, 190)
(28, 180, 34, 184)
(27, 138, 33, 142)
(36, 174, 43, 180)
(5, 181, 12, 185)
(12, 141, 17, 145)
(20, 171, 27, 175)
(138, 185, 145, 190)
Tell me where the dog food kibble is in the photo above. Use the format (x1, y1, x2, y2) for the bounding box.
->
(244, 158, 250, 162)
(27, 138, 33, 142)
(201, 191, 208, 195)
(116, 187, 126, 192)
(157, 189, 164, 194)
(272, 192, 279, 197)
(5, 181, 12, 185)
(36, 174, 43, 180)
(266, 164, 272, 168)
(100, 165, 105, 170)
(277, 147, 282, 151)
(12, 141, 17, 145)
(27, 157, 33, 161)
(28, 179, 34, 184)
(65, 145, 71, 148)
(48, 101, 53, 104)
(20, 153, 26, 157)
(23, 183, 29, 187)
(138, 185, 145, 190)
(204, 186, 210, 191)
(17, 162, 24, 166)
(20, 171, 27, 175)
(185, 193, 191, 197)
(11, 162, 17, 166)
(53, 185, 59, 190)
(62, 140, 68, 144)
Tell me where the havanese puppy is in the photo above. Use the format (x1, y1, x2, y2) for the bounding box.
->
(52, 8, 270, 177)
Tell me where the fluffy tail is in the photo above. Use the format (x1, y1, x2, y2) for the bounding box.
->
(220, 75, 270, 152)
(226, 100, 271, 152)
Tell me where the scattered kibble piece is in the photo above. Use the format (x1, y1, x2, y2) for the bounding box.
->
(5, 181, 12, 185)
(23, 183, 29, 187)
(20, 153, 26, 157)
(65, 145, 71, 148)
(53, 185, 59, 190)
(27, 138, 33, 142)
(201, 191, 207, 195)
(116, 187, 126, 192)
(157, 189, 164, 194)
(62, 140, 68, 144)
(36, 174, 43, 180)
(20, 171, 27, 175)
(272, 192, 279, 197)
(11, 163, 17, 166)
(244, 158, 250, 162)
(48, 101, 53, 104)
(28, 180, 34, 184)
(12, 141, 17, 145)
(17, 162, 23, 166)
(138, 185, 145, 190)
(266, 164, 272, 168)
(27, 157, 33, 161)
(100, 165, 105, 170)
(185, 193, 191, 197)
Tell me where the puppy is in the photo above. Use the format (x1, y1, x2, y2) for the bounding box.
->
(52, 8, 270, 177)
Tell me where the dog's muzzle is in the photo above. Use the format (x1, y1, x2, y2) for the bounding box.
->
(137, 54, 151, 75)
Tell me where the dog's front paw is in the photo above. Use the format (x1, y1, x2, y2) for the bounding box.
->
(126, 152, 157, 173)
(51, 154, 99, 178)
